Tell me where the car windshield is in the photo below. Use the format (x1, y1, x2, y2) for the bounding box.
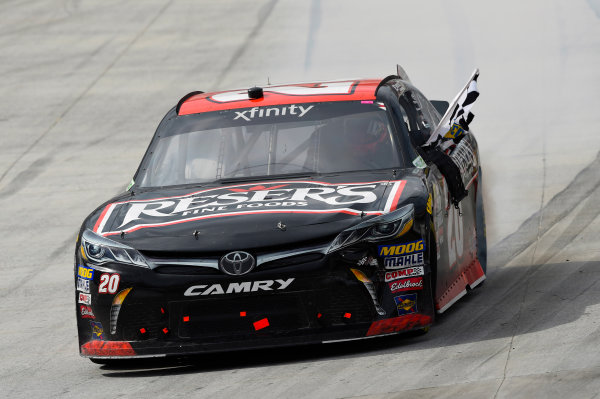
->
(137, 101, 402, 187)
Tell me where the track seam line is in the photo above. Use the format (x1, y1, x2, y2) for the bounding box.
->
(213, 0, 278, 88)
(0, 0, 174, 187)
(494, 123, 548, 399)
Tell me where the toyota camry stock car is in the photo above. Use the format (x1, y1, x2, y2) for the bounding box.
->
(75, 66, 486, 360)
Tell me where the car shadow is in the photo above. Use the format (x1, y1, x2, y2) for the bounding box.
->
(100, 257, 600, 377)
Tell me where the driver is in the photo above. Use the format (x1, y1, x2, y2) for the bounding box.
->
(344, 116, 390, 160)
(317, 113, 395, 172)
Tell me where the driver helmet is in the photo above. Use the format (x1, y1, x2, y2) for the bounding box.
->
(344, 116, 389, 156)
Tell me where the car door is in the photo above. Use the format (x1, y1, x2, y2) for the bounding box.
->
(403, 88, 479, 312)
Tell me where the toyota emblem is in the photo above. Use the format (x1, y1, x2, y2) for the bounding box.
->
(219, 251, 256, 276)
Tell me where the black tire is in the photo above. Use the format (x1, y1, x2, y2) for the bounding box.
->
(417, 326, 430, 335)
(427, 225, 438, 320)
(475, 167, 487, 274)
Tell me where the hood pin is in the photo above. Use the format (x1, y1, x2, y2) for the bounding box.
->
(193, 230, 200, 240)
(277, 221, 286, 231)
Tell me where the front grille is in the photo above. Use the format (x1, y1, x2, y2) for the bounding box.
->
(115, 283, 374, 342)
(317, 284, 373, 325)
(141, 238, 331, 275)
(153, 265, 218, 275)
(119, 302, 166, 341)
(259, 253, 325, 270)
(174, 293, 311, 340)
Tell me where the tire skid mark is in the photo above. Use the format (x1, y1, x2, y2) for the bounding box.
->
(304, 0, 321, 71)
(0, 155, 53, 199)
(535, 183, 600, 266)
(587, 0, 600, 19)
(490, 149, 600, 269)
(0, 0, 174, 186)
(213, 0, 278, 88)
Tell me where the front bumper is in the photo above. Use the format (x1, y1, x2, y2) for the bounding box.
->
(75, 238, 434, 358)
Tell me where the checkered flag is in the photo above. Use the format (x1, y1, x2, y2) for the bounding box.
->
(426, 69, 480, 148)
(450, 75, 479, 130)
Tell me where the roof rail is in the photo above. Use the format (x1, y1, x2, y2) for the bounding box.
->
(375, 75, 399, 95)
(176, 91, 204, 115)
(375, 64, 413, 95)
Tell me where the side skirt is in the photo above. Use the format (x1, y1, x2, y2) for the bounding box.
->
(435, 258, 485, 314)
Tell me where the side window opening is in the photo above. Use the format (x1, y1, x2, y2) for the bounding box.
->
(398, 92, 429, 148)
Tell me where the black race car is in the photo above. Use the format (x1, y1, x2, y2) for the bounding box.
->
(75, 66, 486, 360)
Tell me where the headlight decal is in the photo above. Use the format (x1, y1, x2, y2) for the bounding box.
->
(350, 268, 386, 316)
(110, 287, 132, 335)
(395, 218, 413, 237)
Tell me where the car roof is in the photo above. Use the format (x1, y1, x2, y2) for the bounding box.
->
(177, 79, 383, 116)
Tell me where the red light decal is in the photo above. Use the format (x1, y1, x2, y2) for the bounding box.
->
(240, 311, 247, 317)
(162, 327, 169, 334)
(139, 328, 146, 334)
(317, 313, 322, 319)
(160, 308, 165, 314)
(253, 318, 269, 331)
(366, 314, 432, 336)
(343, 313, 352, 319)
(81, 341, 136, 357)
(183, 316, 189, 322)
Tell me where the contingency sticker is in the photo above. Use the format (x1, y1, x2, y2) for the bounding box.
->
(77, 265, 94, 280)
(394, 294, 418, 316)
(378, 239, 425, 257)
(80, 305, 95, 319)
(383, 252, 425, 269)
(379, 239, 425, 270)
(77, 277, 90, 293)
(90, 321, 104, 340)
(78, 292, 91, 305)
(388, 277, 424, 293)
(384, 267, 425, 282)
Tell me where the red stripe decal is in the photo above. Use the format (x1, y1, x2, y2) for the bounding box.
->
(389, 180, 407, 211)
(93, 204, 112, 233)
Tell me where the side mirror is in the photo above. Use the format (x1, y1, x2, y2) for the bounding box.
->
(430, 100, 449, 116)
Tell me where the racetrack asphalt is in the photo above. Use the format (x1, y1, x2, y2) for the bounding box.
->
(1, 1, 600, 398)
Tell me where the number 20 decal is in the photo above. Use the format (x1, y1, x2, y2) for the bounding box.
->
(98, 273, 120, 294)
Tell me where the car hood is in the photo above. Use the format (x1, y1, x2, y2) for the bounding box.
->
(86, 170, 427, 252)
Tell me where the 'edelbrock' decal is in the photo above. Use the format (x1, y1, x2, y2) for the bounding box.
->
(184, 278, 295, 296)
(94, 180, 406, 237)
